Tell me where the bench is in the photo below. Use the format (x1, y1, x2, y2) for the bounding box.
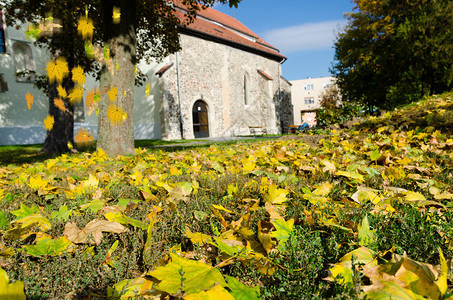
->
(248, 126, 267, 136)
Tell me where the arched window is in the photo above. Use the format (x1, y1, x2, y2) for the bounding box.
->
(13, 41, 35, 82)
(244, 75, 248, 105)
(244, 72, 251, 106)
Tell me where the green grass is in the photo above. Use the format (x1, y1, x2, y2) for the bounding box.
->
(1, 93, 453, 299)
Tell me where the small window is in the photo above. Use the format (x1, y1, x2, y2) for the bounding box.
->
(304, 97, 315, 104)
(13, 42, 36, 82)
(0, 10, 6, 53)
(323, 83, 332, 89)
(244, 75, 248, 105)
(304, 84, 314, 91)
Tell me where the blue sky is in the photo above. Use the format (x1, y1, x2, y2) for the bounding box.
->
(215, 0, 355, 81)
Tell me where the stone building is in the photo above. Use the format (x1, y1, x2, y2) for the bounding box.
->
(0, 2, 293, 145)
(290, 77, 335, 127)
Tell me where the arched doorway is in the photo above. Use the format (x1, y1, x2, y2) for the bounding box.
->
(192, 100, 209, 138)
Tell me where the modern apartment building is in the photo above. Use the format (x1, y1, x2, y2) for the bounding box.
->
(290, 77, 335, 127)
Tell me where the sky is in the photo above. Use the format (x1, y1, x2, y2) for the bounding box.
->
(214, 0, 356, 81)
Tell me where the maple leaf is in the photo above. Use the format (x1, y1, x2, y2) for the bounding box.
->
(147, 253, 227, 294)
(25, 92, 33, 110)
(107, 105, 127, 125)
(46, 57, 69, 83)
(108, 87, 118, 102)
(57, 85, 67, 98)
(53, 98, 65, 112)
(85, 88, 100, 116)
(75, 129, 94, 144)
(71, 66, 86, 85)
(64, 219, 125, 245)
(43, 115, 55, 131)
(77, 16, 94, 40)
(68, 85, 84, 105)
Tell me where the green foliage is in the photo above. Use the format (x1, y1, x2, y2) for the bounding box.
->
(332, 0, 453, 111)
(316, 86, 363, 127)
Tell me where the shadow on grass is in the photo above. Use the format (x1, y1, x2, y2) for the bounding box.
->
(0, 138, 274, 166)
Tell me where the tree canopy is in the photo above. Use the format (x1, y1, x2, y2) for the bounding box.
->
(332, 0, 453, 112)
(5, 0, 241, 155)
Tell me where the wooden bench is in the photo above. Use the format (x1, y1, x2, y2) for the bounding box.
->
(287, 125, 300, 134)
(249, 126, 267, 136)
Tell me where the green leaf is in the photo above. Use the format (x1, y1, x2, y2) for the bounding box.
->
(10, 204, 39, 220)
(270, 218, 294, 252)
(50, 205, 71, 221)
(358, 215, 376, 247)
(0, 211, 9, 230)
(0, 266, 26, 300)
(147, 253, 227, 294)
(80, 199, 105, 213)
(369, 148, 382, 161)
(24, 237, 71, 257)
(225, 275, 261, 300)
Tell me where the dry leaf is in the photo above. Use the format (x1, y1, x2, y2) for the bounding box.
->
(64, 219, 125, 245)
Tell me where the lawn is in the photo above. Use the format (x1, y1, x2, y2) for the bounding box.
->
(1, 93, 453, 299)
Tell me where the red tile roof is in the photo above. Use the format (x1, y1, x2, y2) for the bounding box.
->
(172, 1, 286, 62)
(257, 69, 273, 81)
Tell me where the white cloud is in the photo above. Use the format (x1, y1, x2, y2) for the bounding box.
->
(262, 20, 347, 53)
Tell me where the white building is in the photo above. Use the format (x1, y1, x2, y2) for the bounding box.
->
(0, 2, 293, 146)
(290, 77, 335, 127)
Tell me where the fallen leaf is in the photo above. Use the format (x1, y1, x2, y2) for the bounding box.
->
(64, 219, 125, 245)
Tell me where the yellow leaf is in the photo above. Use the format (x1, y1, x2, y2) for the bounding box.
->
(57, 85, 67, 98)
(43, 115, 55, 131)
(265, 184, 288, 204)
(108, 86, 118, 101)
(46, 57, 69, 83)
(53, 98, 65, 112)
(313, 181, 333, 196)
(112, 7, 121, 24)
(28, 176, 49, 190)
(71, 66, 86, 85)
(184, 284, 234, 300)
(25, 92, 33, 110)
(68, 85, 84, 104)
(77, 16, 94, 40)
(107, 105, 126, 125)
(82, 174, 99, 190)
(0, 266, 26, 300)
(145, 82, 151, 97)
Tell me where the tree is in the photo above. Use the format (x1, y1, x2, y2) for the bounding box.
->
(5, 0, 241, 155)
(332, 0, 453, 112)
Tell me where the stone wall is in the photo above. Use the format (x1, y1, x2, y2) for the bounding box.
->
(160, 33, 288, 140)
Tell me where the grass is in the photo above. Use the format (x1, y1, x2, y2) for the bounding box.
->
(0, 92, 453, 298)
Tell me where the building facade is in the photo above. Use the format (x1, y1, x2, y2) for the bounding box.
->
(290, 77, 335, 127)
(0, 3, 293, 145)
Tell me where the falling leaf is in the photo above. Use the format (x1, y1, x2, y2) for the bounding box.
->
(0, 266, 26, 300)
(57, 85, 67, 98)
(107, 105, 127, 125)
(53, 98, 65, 112)
(68, 85, 84, 104)
(108, 87, 118, 102)
(43, 115, 55, 131)
(146, 253, 227, 295)
(25, 92, 33, 110)
(46, 57, 69, 83)
(75, 129, 94, 144)
(112, 7, 121, 24)
(71, 66, 86, 85)
(64, 219, 126, 245)
(145, 82, 151, 97)
(77, 16, 94, 40)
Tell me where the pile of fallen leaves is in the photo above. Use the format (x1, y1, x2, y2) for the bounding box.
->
(1, 93, 453, 299)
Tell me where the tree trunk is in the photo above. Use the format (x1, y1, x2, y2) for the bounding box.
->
(97, 0, 136, 156)
(41, 79, 75, 153)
